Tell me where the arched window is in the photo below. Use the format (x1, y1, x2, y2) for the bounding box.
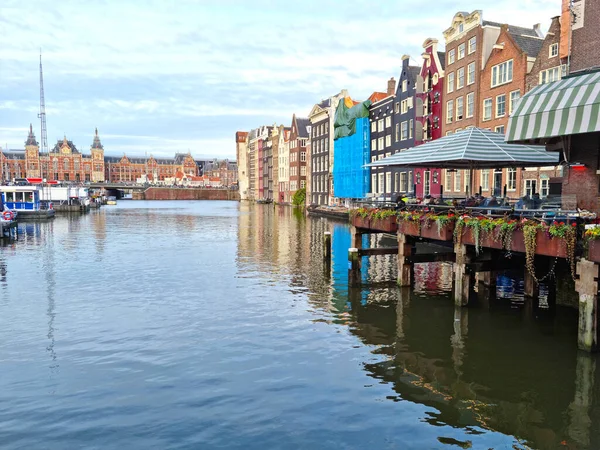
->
(63, 159, 69, 171)
(53, 159, 58, 171)
(74, 159, 80, 171)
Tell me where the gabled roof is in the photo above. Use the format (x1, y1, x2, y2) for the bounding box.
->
(295, 117, 311, 138)
(408, 66, 420, 83)
(437, 51, 446, 69)
(1, 150, 26, 160)
(509, 31, 544, 57)
(484, 21, 540, 38)
(368, 92, 388, 103)
(51, 137, 80, 154)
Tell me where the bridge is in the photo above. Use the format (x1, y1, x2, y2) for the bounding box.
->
(88, 183, 147, 190)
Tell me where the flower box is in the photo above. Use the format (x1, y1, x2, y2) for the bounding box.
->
(420, 222, 455, 241)
(587, 240, 600, 262)
(370, 216, 398, 233)
(397, 221, 420, 237)
(352, 216, 371, 229)
(460, 228, 503, 249)
(508, 230, 567, 258)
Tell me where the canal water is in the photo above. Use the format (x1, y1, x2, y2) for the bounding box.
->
(1, 201, 598, 449)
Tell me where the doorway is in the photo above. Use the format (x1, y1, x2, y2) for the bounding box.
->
(493, 170, 503, 197)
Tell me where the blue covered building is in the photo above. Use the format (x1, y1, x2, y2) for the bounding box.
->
(332, 97, 372, 204)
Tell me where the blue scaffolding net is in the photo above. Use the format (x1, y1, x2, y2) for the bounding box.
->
(333, 99, 371, 199)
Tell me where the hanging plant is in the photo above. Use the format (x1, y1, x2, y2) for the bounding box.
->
(549, 221, 577, 280)
(523, 220, 543, 281)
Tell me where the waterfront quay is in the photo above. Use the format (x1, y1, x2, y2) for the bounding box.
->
(1, 200, 599, 449)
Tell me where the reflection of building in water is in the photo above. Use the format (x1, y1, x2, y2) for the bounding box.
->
(345, 283, 593, 449)
(413, 262, 453, 294)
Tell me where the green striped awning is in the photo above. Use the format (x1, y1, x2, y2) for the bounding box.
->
(367, 127, 558, 169)
(506, 71, 600, 142)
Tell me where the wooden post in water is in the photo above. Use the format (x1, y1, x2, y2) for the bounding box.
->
(454, 244, 473, 306)
(397, 233, 412, 286)
(524, 268, 539, 298)
(575, 259, 599, 352)
(348, 247, 361, 287)
(323, 231, 331, 261)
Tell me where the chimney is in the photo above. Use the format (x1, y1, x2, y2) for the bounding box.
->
(533, 23, 543, 38)
(387, 77, 396, 96)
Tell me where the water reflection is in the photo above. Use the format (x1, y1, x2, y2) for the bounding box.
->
(238, 204, 600, 449)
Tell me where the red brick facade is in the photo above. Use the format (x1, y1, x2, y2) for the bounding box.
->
(569, 0, 600, 73)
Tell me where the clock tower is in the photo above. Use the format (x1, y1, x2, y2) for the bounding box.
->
(25, 123, 40, 178)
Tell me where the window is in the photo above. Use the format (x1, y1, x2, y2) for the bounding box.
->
(63, 159, 69, 171)
(300, 152, 306, 162)
(496, 94, 506, 117)
(447, 72, 455, 93)
(458, 23, 464, 33)
(458, 43, 465, 60)
(409, 120, 413, 139)
(495, 125, 505, 134)
(457, 67, 465, 89)
(400, 172, 407, 192)
(385, 116, 391, 128)
(378, 137, 384, 149)
(378, 173, 384, 194)
(395, 123, 399, 142)
(456, 96, 464, 120)
(483, 98, 492, 121)
(540, 67, 561, 84)
(525, 179, 538, 197)
(509, 90, 520, 115)
(378, 119, 384, 132)
(481, 169, 490, 190)
(408, 171, 413, 191)
(491, 60, 513, 87)
(74, 160, 80, 170)
(507, 168, 516, 191)
(448, 49, 455, 65)
(468, 37, 476, 54)
(549, 43, 558, 58)
(446, 100, 454, 123)
(371, 139, 377, 151)
(395, 102, 400, 113)
(445, 170, 452, 191)
(541, 178, 549, 197)
(454, 170, 462, 192)
(464, 170, 471, 192)
(300, 166, 306, 176)
(394, 173, 399, 192)
(371, 121, 376, 132)
(385, 135, 391, 147)
(467, 62, 475, 85)
(466, 92, 474, 118)
(386, 173, 391, 194)
(401, 99, 410, 114)
(400, 121, 408, 140)
(300, 180, 305, 189)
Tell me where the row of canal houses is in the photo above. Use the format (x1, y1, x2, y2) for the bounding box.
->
(236, 4, 581, 205)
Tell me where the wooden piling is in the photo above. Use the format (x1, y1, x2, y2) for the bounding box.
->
(397, 233, 412, 287)
(348, 248, 361, 287)
(454, 244, 473, 306)
(575, 259, 599, 352)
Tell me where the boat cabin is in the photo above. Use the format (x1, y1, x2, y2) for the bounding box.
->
(0, 186, 42, 211)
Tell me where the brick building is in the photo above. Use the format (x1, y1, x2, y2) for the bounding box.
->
(1, 125, 105, 182)
(288, 114, 310, 199)
(415, 38, 445, 198)
(568, 0, 600, 74)
(477, 24, 544, 198)
(236, 131, 249, 200)
(105, 151, 197, 183)
(442, 10, 543, 198)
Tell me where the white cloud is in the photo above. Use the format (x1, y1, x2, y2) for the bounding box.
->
(0, 0, 560, 159)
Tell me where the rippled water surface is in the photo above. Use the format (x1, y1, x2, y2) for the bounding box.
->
(1, 201, 599, 449)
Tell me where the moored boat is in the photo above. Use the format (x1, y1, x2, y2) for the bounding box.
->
(0, 185, 55, 219)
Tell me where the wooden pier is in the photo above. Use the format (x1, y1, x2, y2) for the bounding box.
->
(346, 213, 600, 353)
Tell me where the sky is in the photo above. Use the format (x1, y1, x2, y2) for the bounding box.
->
(0, 0, 559, 160)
